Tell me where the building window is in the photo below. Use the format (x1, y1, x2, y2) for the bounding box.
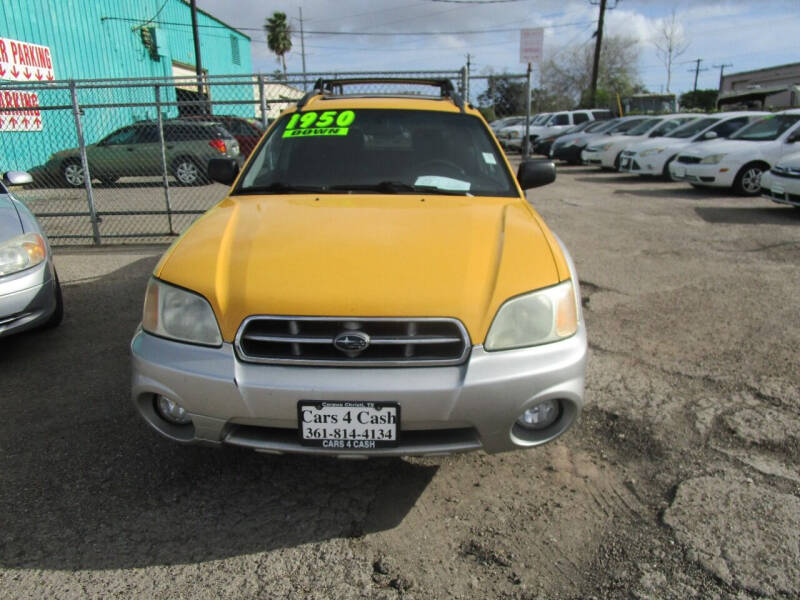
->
(230, 35, 240, 65)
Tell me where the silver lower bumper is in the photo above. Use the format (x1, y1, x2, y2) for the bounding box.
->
(131, 322, 587, 457)
(0, 261, 57, 338)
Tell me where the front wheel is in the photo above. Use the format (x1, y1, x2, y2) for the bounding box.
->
(43, 271, 64, 329)
(733, 163, 766, 196)
(62, 159, 85, 188)
(662, 155, 677, 181)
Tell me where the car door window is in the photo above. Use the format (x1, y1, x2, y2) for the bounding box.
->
(101, 126, 139, 145)
(135, 125, 160, 144)
(552, 113, 570, 126)
(573, 112, 589, 124)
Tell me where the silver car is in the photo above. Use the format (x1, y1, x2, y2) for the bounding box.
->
(0, 171, 63, 337)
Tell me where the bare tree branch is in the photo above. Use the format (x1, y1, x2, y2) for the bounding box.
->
(652, 9, 690, 93)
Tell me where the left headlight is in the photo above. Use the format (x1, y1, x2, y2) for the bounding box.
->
(0, 233, 46, 277)
(485, 280, 578, 351)
(700, 153, 726, 165)
(142, 278, 222, 346)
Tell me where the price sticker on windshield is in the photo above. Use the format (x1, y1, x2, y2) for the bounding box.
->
(283, 110, 356, 138)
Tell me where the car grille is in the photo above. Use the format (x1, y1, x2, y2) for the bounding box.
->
(235, 316, 471, 366)
(677, 155, 701, 164)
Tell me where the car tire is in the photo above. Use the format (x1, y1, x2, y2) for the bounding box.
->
(733, 162, 768, 196)
(172, 157, 205, 186)
(43, 271, 64, 329)
(62, 159, 85, 188)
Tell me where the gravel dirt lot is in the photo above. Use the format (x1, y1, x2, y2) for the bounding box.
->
(2, 166, 799, 599)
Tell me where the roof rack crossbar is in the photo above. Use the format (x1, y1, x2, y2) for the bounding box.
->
(298, 77, 465, 112)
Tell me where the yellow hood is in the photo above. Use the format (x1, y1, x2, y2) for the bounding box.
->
(155, 194, 567, 344)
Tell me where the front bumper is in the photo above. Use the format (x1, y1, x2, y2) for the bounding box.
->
(619, 152, 667, 176)
(760, 171, 800, 207)
(131, 324, 587, 457)
(0, 260, 57, 338)
(581, 148, 615, 168)
(552, 144, 584, 163)
(669, 161, 737, 188)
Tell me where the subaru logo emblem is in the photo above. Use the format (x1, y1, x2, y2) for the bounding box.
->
(333, 331, 370, 355)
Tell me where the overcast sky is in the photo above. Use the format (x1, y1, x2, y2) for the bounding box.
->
(196, 0, 800, 101)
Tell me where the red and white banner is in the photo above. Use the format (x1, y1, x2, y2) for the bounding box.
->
(0, 89, 43, 131)
(0, 37, 52, 131)
(0, 37, 55, 82)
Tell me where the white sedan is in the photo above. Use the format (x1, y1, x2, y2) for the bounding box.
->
(619, 112, 766, 178)
(760, 151, 800, 207)
(669, 110, 800, 195)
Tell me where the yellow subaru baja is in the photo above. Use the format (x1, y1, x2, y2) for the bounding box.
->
(130, 78, 587, 457)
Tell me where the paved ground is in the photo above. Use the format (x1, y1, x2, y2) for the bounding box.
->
(2, 167, 799, 599)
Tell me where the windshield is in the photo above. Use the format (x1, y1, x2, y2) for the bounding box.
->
(585, 119, 617, 133)
(532, 113, 551, 125)
(610, 118, 649, 134)
(236, 109, 517, 197)
(667, 117, 720, 139)
(625, 118, 659, 136)
(731, 114, 800, 141)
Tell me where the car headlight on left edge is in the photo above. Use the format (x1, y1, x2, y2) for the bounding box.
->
(485, 280, 578, 351)
(142, 278, 222, 346)
(0, 233, 46, 277)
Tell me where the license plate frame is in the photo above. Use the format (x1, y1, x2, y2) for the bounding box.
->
(297, 401, 400, 449)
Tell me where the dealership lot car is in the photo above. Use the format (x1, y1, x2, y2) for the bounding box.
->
(130, 78, 587, 457)
(670, 110, 800, 195)
(0, 171, 63, 338)
(39, 120, 240, 187)
(551, 117, 647, 164)
(582, 114, 698, 170)
(760, 151, 800, 207)
(620, 111, 767, 179)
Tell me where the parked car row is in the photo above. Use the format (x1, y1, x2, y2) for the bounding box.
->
(508, 109, 800, 199)
(494, 109, 613, 152)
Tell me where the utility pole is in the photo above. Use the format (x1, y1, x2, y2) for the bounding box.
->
(465, 53, 471, 102)
(189, 0, 204, 100)
(713, 62, 733, 92)
(688, 58, 708, 92)
(299, 7, 308, 90)
(588, 0, 617, 108)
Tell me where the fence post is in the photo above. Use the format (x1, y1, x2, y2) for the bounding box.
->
(258, 74, 268, 129)
(154, 85, 175, 235)
(523, 62, 532, 158)
(69, 81, 101, 245)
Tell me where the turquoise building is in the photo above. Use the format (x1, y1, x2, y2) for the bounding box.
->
(0, 0, 253, 170)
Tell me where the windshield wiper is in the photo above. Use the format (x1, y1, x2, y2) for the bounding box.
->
(237, 181, 328, 194)
(329, 181, 470, 195)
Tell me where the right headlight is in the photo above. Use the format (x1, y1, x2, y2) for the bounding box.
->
(142, 278, 222, 346)
(700, 153, 726, 165)
(485, 280, 578, 351)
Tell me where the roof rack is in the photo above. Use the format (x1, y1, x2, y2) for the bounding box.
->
(296, 77, 465, 113)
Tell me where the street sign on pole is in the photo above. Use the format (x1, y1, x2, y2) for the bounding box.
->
(519, 28, 544, 65)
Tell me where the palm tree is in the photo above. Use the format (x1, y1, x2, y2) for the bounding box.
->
(264, 12, 292, 78)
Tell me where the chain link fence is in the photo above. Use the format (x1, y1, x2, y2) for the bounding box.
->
(468, 73, 531, 157)
(1, 69, 464, 245)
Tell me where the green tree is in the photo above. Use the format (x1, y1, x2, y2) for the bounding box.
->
(265, 12, 292, 77)
(477, 75, 527, 117)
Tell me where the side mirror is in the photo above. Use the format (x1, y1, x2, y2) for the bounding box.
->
(208, 158, 240, 186)
(517, 159, 556, 191)
(2, 170, 33, 186)
(702, 131, 718, 140)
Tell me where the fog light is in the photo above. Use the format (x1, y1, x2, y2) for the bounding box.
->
(155, 395, 191, 425)
(517, 400, 560, 430)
